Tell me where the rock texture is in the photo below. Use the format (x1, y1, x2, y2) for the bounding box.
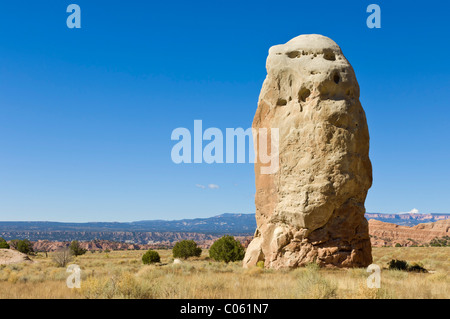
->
(244, 34, 373, 269)
(369, 219, 450, 247)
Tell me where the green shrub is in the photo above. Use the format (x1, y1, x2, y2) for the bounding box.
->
(0, 238, 9, 249)
(172, 240, 202, 259)
(16, 240, 33, 254)
(256, 261, 265, 269)
(142, 250, 161, 264)
(394, 243, 402, 247)
(8, 240, 19, 250)
(388, 259, 408, 270)
(70, 240, 87, 256)
(407, 262, 428, 273)
(429, 236, 449, 247)
(209, 235, 245, 263)
(387, 259, 428, 272)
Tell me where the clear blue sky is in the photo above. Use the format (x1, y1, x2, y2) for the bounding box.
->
(0, 1, 449, 222)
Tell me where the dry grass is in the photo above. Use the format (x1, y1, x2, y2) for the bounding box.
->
(0, 247, 448, 299)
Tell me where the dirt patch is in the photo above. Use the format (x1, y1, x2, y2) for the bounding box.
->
(0, 249, 32, 265)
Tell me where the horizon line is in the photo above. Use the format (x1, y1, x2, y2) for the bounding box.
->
(0, 211, 449, 224)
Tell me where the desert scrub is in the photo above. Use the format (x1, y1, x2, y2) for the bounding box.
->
(1, 248, 448, 299)
(294, 264, 337, 299)
(172, 240, 202, 259)
(0, 237, 10, 249)
(354, 283, 393, 299)
(209, 235, 245, 263)
(115, 272, 153, 298)
(206, 260, 237, 273)
(142, 250, 160, 264)
(346, 267, 369, 278)
(80, 276, 109, 299)
(81, 272, 153, 299)
(428, 272, 449, 283)
(246, 266, 264, 277)
(387, 259, 428, 272)
(386, 269, 409, 280)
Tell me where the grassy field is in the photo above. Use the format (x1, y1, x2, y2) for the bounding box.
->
(0, 247, 448, 299)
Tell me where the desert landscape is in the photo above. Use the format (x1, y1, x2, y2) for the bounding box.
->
(0, 245, 448, 299)
(0, 216, 448, 299)
(1, 211, 449, 300)
(1, 2, 449, 304)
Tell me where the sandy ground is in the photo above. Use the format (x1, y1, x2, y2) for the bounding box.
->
(0, 249, 32, 265)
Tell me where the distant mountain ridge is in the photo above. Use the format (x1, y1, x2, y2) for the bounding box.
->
(0, 213, 449, 241)
(0, 213, 257, 234)
(365, 213, 450, 227)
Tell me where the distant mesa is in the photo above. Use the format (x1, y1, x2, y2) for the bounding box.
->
(365, 212, 450, 227)
(0, 212, 448, 249)
(0, 213, 256, 234)
(369, 219, 450, 247)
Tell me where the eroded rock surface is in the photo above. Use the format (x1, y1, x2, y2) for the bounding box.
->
(369, 219, 450, 247)
(244, 34, 373, 269)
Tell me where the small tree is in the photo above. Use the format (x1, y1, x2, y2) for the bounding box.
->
(172, 240, 202, 259)
(53, 248, 73, 267)
(209, 235, 245, 263)
(408, 262, 428, 273)
(8, 239, 19, 250)
(387, 259, 408, 271)
(17, 239, 33, 254)
(0, 237, 9, 249)
(142, 250, 160, 264)
(387, 259, 428, 273)
(70, 240, 87, 256)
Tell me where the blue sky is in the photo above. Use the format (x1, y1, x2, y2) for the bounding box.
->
(0, 1, 449, 222)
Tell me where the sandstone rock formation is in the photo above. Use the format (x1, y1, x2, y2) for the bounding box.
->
(369, 219, 450, 247)
(244, 34, 373, 269)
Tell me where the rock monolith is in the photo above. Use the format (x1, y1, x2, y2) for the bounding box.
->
(244, 34, 373, 269)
